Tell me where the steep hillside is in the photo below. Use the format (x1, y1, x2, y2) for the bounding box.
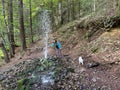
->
(53, 16, 120, 64)
(1, 15, 120, 72)
(49, 18, 120, 90)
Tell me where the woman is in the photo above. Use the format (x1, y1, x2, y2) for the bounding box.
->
(54, 39, 62, 58)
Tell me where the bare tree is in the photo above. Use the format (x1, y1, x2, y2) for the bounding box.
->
(1, 0, 9, 31)
(58, 0, 63, 25)
(1, 0, 14, 58)
(8, 0, 15, 57)
(18, 0, 26, 50)
(66, 0, 70, 22)
(71, 0, 75, 20)
(93, 0, 96, 12)
(50, 0, 54, 26)
(29, 0, 33, 43)
(78, 0, 81, 18)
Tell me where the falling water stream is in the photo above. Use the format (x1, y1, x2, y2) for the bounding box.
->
(37, 9, 55, 88)
(34, 7, 62, 89)
(44, 32, 49, 58)
(39, 9, 51, 58)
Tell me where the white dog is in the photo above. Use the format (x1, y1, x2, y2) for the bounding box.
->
(79, 56, 84, 65)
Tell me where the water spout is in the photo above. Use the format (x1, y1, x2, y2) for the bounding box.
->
(39, 9, 51, 59)
(44, 32, 48, 58)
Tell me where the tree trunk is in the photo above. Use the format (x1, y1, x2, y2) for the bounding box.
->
(0, 41, 10, 63)
(58, 0, 63, 25)
(50, 0, 54, 27)
(1, 0, 8, 31)
(67, 0, 70, 22)
(8, 0, 15, 57)
(29, 0, 33, 43)
(71, 0, 75, 20)
(1, 0, 12, 58)
(93, 0, 96, 12)
(78, 0, 81, 18)
(118, 0, 120, 14)
(18, 0, 26, 50)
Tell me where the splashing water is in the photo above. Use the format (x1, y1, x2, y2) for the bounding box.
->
(41, 72, 54, 85)
(39, 9, 51, 58)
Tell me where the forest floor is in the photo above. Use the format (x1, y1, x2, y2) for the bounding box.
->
(0, 22, 120, 90)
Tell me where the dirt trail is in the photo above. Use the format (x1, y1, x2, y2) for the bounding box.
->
(0, 46, 55, 73)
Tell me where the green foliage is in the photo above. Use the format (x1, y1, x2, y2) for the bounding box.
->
(17, 78, 27, 90)
(0, 49, 4, 57)
(85, 31, 91, 40)
(40, 58, 53, 69)
(80, 0, 93, 16)
(53, 66, 62, 75)
(14, 28, 20, 33)
(0, 50, 4, 62)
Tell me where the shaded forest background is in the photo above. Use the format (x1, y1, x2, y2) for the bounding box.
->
(0, 0, 120, 62)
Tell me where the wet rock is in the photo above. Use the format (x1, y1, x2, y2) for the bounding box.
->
(34, 84, 38, 88)
(86, 62, 100, 68)
(0, 74, 5, 81)
(92, 77, 97, 82)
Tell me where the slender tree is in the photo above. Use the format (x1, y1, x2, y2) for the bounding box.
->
(71, 0, 75, 20)
(50, 0, 54, 26)
(8, 0, 15, 57)
(93, 0, 96, 12)
(0, 1, 10, 62)
(18, 0, 26, 50)
(0, 41, 10, 63)
(58, 0, 63, 25)
(78, 0, 81, 18)
(118, 0, 120, 14)
(1, 0, 12, 58)
(1, 0, 8, 31)
(29, 0, 33, 43)
(66, 0, 70, 22)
